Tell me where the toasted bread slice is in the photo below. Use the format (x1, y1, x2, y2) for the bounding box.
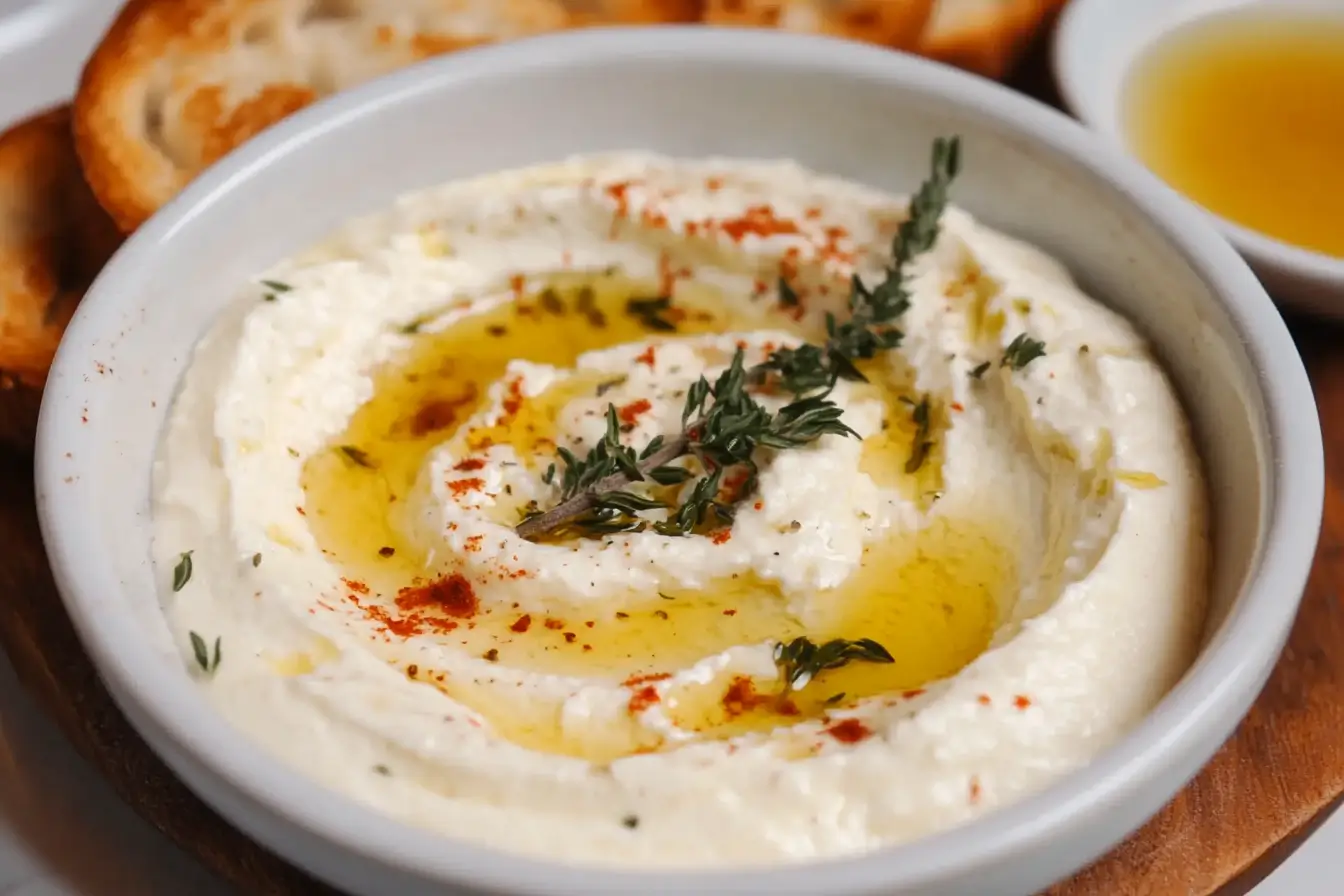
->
(73, 0, 577, 233)
(918, 0, 1062, 80)
(702, 0, 935, 51)
(0, 106, 121, 450)
(561, 0, 704, 23)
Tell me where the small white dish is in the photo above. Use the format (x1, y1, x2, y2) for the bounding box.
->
(1053, 0, 1344, 317)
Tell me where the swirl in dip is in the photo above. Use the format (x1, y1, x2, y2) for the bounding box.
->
(152, 151, 1208, 868)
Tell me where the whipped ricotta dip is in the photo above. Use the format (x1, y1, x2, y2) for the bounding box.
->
(152, 149, 1208, 869)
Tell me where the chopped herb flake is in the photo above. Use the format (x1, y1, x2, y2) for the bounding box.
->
(1002, 333, 1046, 371)
(172, 551, 193, 592)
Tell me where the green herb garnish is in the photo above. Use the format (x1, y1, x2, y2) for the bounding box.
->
(773, 636, 894, 692)
(260, 279, 292, 302)
(539, 287, 566, 315)
(189, 631, 221, 674)
(338, 445, 375, 468)
(514, 137, 962, 543)
(626, 296, 678, 332)
(754, 138, 960, 397)
(172, 551, 193, 592)
(969, 360, 991, 380)
(904, 394, 933, 474)
(1002, 333, 1046, 371)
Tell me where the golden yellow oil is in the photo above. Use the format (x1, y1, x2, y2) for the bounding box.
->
(399, 516, 1009, 764)
(299, 273, 1018, 763)
(1123, 10, 1344, 257)
(660, 517, 1009, 744)
(301, 273, 757, 593)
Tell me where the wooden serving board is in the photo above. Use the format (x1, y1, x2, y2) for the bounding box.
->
(4, 29, 1344, 896)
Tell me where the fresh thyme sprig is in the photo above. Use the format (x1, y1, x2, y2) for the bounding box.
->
(514, 350, 856, 541)
(773, 636, 895, 693)
(754, 136, 961, 397)
(515, 136, 962, 542)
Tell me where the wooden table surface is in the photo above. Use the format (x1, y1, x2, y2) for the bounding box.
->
(0, 16, 1342, 896)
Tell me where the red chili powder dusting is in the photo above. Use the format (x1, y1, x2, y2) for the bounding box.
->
(1013, 695, 1032, 710)
(395, 573, 479, 618)
(345, 591, 457, 638)
(718, 204, 801, 243)
(342, 578, 370, 595)
(618, 399, 653, 426)
(453, 457, 487, 471)
(605, 180, 634, 219)
(449, 478, 485, 497)
(824, 718, 873, 744)
(711, 530, 732, 545)
(635, 345, 657, 368)
(717, 468, 751, 503)
(510, 614, 533, 633)
(501, 378, 525, 418)
(721, 676, 776, 717)
(410, 386, 478, 437)
(628, 686, 661, 714)
(623, 671, 672, 687)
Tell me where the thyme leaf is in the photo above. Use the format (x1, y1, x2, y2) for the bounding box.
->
(626, 296, 678, 332)
(773, 636, 894, 692)
(904, 395, 933, 474)
(1002, 333, 1046, 371)
(172, 551, 193, 592)
(260, 279, 291, 302)
(338, 445, 376, 468)
(189, 632, 222, 674)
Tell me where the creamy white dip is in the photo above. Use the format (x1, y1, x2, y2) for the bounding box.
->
(152, 152, 1208, 868)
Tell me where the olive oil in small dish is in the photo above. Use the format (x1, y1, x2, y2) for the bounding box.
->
(1122, 6, 1344, 259)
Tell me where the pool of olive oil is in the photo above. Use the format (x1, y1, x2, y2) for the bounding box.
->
(299, 275, 1018, 762)
(1123, 9, 1344, 257)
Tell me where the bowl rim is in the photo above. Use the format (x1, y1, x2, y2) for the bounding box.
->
(1052, 0, 1344, 286)
(35, 25, 1324, 896)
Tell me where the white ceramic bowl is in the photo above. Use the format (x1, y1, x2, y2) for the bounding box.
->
(35, 26, 1323, 896)
(1054, 0, 1344, 317)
